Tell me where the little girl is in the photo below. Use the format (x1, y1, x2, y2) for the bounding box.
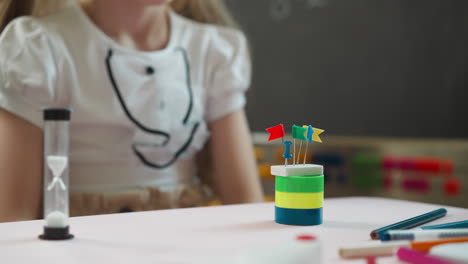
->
(0, 0, 263, 222)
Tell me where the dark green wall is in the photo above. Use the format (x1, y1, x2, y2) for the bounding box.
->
(226, 0, 468, 138)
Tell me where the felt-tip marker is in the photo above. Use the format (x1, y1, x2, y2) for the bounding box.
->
(380, 228, 468, 241)
(421, 220, 468, 230)
(339, 237, 468, 258)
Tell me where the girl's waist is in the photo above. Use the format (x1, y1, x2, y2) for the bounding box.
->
(69, 159, 198, 193)
(70, 185, 209, 217)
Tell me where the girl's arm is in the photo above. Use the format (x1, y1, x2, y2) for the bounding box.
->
(208, 109, 264, 204)
(0, 109, 42, 222)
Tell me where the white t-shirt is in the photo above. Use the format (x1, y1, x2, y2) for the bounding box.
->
(0, 4, 251, 192)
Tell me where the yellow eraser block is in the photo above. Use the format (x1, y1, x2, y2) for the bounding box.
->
(275, 191, 323, 209)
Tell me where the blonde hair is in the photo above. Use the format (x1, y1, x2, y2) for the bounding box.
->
(0, 0, 239, 32)
(171, 0, 239, 28)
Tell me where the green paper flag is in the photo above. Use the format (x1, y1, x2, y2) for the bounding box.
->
(292, 125, 308, 141)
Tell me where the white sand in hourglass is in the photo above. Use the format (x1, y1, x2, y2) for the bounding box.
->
(46, 155, 68, 191)
(46, 211, 68, 228)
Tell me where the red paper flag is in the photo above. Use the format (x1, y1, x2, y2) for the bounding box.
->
(266, 124, 285, 141)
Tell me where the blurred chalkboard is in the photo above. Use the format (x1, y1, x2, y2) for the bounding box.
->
(226, 0, 468, 138)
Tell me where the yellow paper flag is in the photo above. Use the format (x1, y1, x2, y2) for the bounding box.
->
(312, 128, 324, 143)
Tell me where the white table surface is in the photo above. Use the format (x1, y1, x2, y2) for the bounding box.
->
(1, 197, 467, 264)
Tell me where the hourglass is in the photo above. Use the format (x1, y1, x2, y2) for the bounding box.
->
(39, 109, 73, 240)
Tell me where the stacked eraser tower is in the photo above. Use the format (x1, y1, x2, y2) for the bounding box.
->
(272, 165, 324, 225)
(266, 124, 325, 226)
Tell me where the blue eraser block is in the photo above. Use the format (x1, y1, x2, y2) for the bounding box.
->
(275, 207, 322, 226)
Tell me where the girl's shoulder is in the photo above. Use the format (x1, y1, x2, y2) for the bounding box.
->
(0, 7, 78, 57)
(1, 16, 51, 47)
(0, 8, 79, 128)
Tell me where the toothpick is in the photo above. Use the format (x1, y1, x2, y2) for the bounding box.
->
(303, 141, 309, 164)
(293, 139, 296, 165)
(298, 140, 303, 166)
